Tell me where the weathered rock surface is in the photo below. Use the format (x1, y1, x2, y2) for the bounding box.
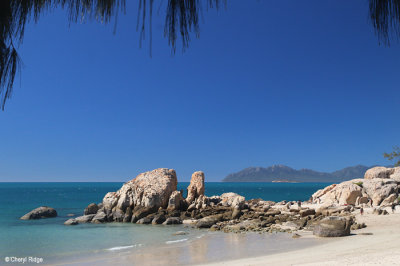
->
(92, 211, 107, 223)
(300, 209, 316, 217)
(312, 166, 400, 207)
(195, 214, 223, 228)
(64, 214, 95, 225)
(167, 191, 186, 211)
(313, 216, 351, 237)
(84, 203, 98, 215)
(95, 168, 178, 223)
(364, 166, 394, 179)
(186, 171, 205, 204)
(152, 214, 166, 224)
(220, 193, 245, 209)
(64, 168, 361, 238)
(20, 207, 57, 220)
(381, 194, 398, 206)
(390, 167, 400, 181)
(163, 217, 182, 225)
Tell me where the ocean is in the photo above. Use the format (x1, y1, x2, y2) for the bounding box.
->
(0, 182, 329, 265)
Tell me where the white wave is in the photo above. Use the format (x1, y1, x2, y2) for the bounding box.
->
(107, 244, 141, 251)
(166, 239, 188, 244)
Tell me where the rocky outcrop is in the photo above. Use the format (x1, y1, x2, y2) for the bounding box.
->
(64, 214, 96, 225)
(63, 168, 360, 238)
(364, 166, 394, 179)
(84, 203, 98, 215)
(186, 171, 205, 204)
(390, 167, 400, 181)
(97, 168, 178, 223)
(20, 207, 57, 220)
(167, 191, 186, 211)
(313, 216, 351, 237)
(220, 193, 246, 209)
(312, 166, 400, 207)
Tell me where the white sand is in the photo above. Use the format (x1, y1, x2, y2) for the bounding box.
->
(203, 208, 400, 266)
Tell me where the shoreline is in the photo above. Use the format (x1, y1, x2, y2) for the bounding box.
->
(202, 208, 400, 266)
(48, 229, 324, 266)
(47, 209, 400, 266)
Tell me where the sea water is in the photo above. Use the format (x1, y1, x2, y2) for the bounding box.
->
(0, 182, 329, 264)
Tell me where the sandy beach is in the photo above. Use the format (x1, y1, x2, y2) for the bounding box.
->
(204, 207, 400, 266)
(50, 206, 400, 266)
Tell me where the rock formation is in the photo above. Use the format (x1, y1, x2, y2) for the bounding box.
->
(313, 216, 351, 237)
(20, 206, 57, 220)
(84, 203, 98, 215)
(167, 190, 186, 211)
(312, 166, 400, 207)
(66, 167, 400, 238)
(186, 171, 205, 204)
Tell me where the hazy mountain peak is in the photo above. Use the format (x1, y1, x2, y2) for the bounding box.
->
(223, 164, 372, 182)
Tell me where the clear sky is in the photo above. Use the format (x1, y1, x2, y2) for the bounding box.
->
(0, 1, 399, 182)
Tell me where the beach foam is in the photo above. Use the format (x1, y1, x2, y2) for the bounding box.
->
(107, 244, 141, 251)
(166, 238, 188, 244)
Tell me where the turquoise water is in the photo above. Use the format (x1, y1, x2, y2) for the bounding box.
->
(0, 182, 329, 264)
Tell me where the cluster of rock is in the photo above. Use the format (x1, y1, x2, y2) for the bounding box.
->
(62, 168, 361, 238)
(312, 166, 400, 207)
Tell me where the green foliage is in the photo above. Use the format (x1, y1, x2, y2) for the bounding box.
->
(383, 146, 400, 166)
(353, 181, 363, 187)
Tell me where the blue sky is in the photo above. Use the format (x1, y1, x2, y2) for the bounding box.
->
(0, 1, 399, 182)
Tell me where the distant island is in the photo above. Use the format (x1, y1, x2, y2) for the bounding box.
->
(222, 164, 378, 182)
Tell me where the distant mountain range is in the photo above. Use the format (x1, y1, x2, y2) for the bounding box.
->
(222, 164, 375, 183)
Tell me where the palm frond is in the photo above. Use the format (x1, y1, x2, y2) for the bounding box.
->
(369, 0, 400, 45)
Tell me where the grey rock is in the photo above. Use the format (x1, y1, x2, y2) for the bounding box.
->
(195, 215, 223, 228)
(64, 219, 78, 225)
(136, 217, 153, 224)
(75, 214, 96, 223)
(162, 217, 182, 225)
(20, 206, 57, 220)
(92, 211, 107, 223)
(232, 207, 241, 219)
(84, 203, 99, 215)
(313, 216, 351, 237)
(152, 214, 166, 224)
(131, 207, 156, 223)
(300, 209, 316, 217)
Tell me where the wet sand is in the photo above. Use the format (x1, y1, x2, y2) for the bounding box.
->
(49, 229, 324, 265)
(49, 207, 400, 266)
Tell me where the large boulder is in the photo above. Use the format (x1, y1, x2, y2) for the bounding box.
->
(220, 193, 245, 209)
(390, 167, 400, 181)
(313, 216, 351, 237)
(364, 166, 394, 179)
(20, 207, 57, 220)
(167, 191, 186, 211)
(186, 171, 205, 204)
(312, 184, 336, 202)
(84, 203, 99, 215)
(195, 214, 223, 228)
(91, 211, 107, 223)
(361, 178, 398, 206)
(99, 168, 177, 221)
(312, 165, 400, 207)
(162, 217, 182, 225)
(64, 214, 96, 225)
(312, 180, 362, 206)
(380, 193, 398, 206)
